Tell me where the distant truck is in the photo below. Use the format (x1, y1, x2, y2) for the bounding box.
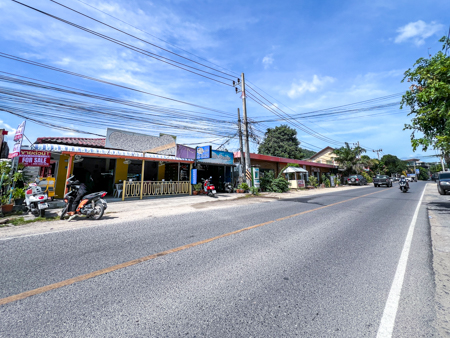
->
(373, 174, 392, 188)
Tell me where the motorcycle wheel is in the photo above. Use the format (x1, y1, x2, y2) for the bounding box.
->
(90, 202, 105, 220)
(60, 205, 68, 220)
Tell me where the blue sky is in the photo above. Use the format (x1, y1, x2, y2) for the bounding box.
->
(0, 0, 449, 161)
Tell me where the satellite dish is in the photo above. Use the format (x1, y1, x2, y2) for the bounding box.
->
(123, 159, 131, 165)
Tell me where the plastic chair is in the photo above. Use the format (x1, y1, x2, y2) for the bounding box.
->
(114, 183, 123, 198)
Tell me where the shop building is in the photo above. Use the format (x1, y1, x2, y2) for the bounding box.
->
(34, 137, 194, 199)
(233, 152, 337, 183)
(195, 149, 235, 191)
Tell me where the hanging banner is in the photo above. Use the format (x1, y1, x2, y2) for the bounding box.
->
(18, 150, 51, 167)
(8, 121, 26, 158)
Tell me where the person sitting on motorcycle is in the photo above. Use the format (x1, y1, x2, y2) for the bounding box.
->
(399, 175, 409, 188)
(67, 182, 88, 217)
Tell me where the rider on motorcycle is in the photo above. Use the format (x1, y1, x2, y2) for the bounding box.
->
(399, 175, 409, 188)
(67, 176, 92, 219)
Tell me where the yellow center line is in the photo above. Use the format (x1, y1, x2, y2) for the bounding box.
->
(0, 188, 387, 306)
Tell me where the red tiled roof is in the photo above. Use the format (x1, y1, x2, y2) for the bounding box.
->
(233, 151, 336, 168)
(36, 137, 106, 148)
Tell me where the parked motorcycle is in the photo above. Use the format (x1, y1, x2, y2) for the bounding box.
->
(224, 181, 233, 193)
(60, 175, 108, 220)
(399, 180, 409, 193)
(25, 177, 49, 217)
(202, 177, 216, 197)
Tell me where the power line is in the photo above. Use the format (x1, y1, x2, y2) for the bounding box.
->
(0, 52, 232, 116)
(14, 1, 235, 87)
(71, 0, 241, 79)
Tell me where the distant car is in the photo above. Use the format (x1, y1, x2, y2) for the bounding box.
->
(347, 175, 367, 186)
(373, 174, 392, 187)
(432, 173, 439, 182)
(437, 172, 450, 195)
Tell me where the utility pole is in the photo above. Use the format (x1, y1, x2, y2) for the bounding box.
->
(240, 73, 251, 186)
(237, 108, 245, 175)
(232, 73, 251, 186)
(373, 149, 382, 174)
(441, 155, 446, 171)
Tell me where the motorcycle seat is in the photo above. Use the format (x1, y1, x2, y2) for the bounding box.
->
(83, 192, 104, 200)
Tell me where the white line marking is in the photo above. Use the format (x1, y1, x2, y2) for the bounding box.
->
(376, 185, 427, 337)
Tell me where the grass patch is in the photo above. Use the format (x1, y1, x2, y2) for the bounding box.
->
(8, 216, 59, 226)
(237, 194, 257, 199)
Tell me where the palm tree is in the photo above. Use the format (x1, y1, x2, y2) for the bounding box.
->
(332, 143, 366, 175)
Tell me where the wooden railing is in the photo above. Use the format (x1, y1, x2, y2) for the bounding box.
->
(122, 181, 190, 200)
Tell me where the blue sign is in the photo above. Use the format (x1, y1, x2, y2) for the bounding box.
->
(196, 146, 212, 159)
(416, 169, 420, 174)
(198, 150, 234, 165)
(191, 169, 197, 184)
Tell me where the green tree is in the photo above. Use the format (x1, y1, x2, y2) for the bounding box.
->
(299, 147, 316, 159)
(380, 154, 407, 176)
(258, 125, 306, 159)
(430, 163, 444, 174)
(401, 36, 450, 164)
(417, 167, 429, 180)
(332, 142, 366, 175)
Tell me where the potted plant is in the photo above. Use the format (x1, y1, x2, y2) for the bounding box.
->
(193, 183, 202, 195)
(12, 188, 25, 206)
(239, 182, 250, 193)
(1, 195, 14, 214)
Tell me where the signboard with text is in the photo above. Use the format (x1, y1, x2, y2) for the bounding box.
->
(18, 150, 51, 167)
(297, 180, 305, 188)
(8, 120, 26, 158)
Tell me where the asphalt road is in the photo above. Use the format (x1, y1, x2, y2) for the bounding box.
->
(0, 182, 436, 337)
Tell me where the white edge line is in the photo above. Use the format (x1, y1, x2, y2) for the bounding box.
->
(376, 184, 427, 337)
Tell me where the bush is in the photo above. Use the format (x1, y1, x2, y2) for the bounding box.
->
(260, 171, 275, 192)
(194, 183, 202, 192)
(321, 174, 331, 188)
(269, 177, 290, 193)
(239, 182, 250, 191)
(250, 186, 259, 195)
(308, 176, 318, 187)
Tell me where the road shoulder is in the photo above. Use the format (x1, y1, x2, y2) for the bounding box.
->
(424, 182, 450, 337)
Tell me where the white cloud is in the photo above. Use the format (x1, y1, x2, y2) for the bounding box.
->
(395, 20, 444, 46)
(262, 54, 274, 69)
(288, 75, 335, 98)
(0, 120, 16, 133)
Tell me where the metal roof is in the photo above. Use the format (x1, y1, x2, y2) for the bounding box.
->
(36, 137, 106, 149)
